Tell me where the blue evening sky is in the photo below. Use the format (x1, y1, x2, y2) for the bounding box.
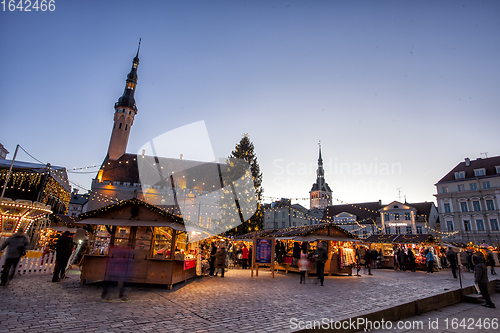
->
(1, 0, 499, 208)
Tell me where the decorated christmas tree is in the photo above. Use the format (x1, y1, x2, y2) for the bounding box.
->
(223, 134, 263, 236)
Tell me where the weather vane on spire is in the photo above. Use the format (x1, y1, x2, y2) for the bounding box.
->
(136, 38, 141, 57)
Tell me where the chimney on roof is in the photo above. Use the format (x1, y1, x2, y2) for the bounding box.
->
(141, 149, 145, 158)
(180, 154, 183, 160)
(465, 157, 470, 166)
(72, 188, 79, 195)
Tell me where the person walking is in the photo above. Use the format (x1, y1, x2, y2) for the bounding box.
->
(446, 247, 458, 278)
(0, 228, 29, 286)
(426, 248, 435, 273)
(314, 242, 328, 286)
(215, 243, 226, 277)
(52, 231, 74, 282)
(474, 255, 495, 308)
(298, 253, 309, 284)
(486, 249, 496, 275)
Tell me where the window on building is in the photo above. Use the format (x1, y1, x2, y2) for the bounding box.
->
(458, 184, 465, 192)
(464, 220, 471, 231)
(476, 219, 485, 231)
(473, 201, 481, 212)
(496, 166, 500, 174)
(454, 171, 465, 180)
(282, 221, 285, 228)
(394, 213, 400, 220)
(199, 216, 205, 227)
(384, 213, 390, 221)
(206, 217, 212, 229)
(474, 169, 486, 177)
(395, 226, 401, 234)
(405, 212, 411, 220)
(266, 222, 270, 228)
(442, 186, 449, 194)
(385, 227, 391, 234)
(470, 183, 478, 191)
(275, 212, 278, 218)
(293, 211, 296, 218)
(446, 221, 454, 231)
(444, 203, 451, 213)
(416, 226, 423, 234)
(482, 181, 491, 189)
(460, 202, 468, 212)
(125, 124, 128, 131)
(490, 219, 499, 231)
(281, 211, 286, 218)
(406, 226, 412, 234)
(486, 199, 495, 211)
(119, 123, 122, 129)
(362, 230, 367, 237)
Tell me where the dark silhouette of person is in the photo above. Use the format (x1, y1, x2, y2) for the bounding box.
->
(446, 247, 458, 278)
(52, 231, 74, 282)
(474, 255, 495, 308)
(0, 228, 29, 286)
(315, 242, 328, 286)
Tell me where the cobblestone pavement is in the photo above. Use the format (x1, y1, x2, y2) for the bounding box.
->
(0, 266, 490, 333)
(361, 293, 500, 333)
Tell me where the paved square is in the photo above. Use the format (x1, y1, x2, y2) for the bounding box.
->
(0, 267, 483, 332)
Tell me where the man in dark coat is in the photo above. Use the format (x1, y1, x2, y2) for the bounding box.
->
(314, 242, 328, 286)
(209, 242, 217, 276)
(0, 228, 29, 286)
(364, 248, 372, 275)
(446, 247, 458, 278)
(474, 255, 495, 308)
(52, 231, 74, 282)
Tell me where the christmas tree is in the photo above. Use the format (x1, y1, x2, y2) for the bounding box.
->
(223, 134, 263, 236)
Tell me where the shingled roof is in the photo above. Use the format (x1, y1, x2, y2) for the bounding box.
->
(436, 156, 500, 184)
(323, 201, 382, 221)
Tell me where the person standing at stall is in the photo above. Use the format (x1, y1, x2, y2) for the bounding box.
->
(486, 249, 496, 275)
(209, 242, 217, 276)
(364, 248, 372, 275)
(52, 231, 74, 282)
(215, 243, 226, 277)
(426, 248, 435, 273)
(474, 255, 495, 308)
(407, 248, 416, 272)
(241, 245, 249, 269)
(446, 247, 458, 278)
(314, 242, 328, 286)
(0, 228, 29, 286)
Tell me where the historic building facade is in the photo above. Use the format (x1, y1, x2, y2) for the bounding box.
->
(435, 156, 500, 246)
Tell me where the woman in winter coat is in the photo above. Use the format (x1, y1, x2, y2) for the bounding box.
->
(215, 243, 227, 277)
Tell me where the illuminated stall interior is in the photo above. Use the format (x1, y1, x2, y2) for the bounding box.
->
(78, 198, 209, 288)
(269, 223, 360, 276)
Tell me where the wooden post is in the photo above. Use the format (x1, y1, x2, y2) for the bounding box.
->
(251, 234, 256, 277)
(271, 236, 275, 278)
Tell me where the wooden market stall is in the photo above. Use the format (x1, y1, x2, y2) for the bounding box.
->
(364, 234, 436, 270)
(270, 223, 360, 276)
(77, 198, 202, 289)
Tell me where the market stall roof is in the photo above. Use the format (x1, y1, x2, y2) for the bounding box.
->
(76, 198, 191, 230)
(364, 234, 435, 244)
(234, 229, 277, 241)
(442, 241, 467, 249)
(268, 223, 360, 242)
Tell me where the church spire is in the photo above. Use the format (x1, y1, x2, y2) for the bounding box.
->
(107, 40, 141, 160)
(309, 141, 332, 210)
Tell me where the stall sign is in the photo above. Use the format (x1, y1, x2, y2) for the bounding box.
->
(388, 223, 408, 226)
(183, 259, 196, 270)
(256, 239, 272, 264)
